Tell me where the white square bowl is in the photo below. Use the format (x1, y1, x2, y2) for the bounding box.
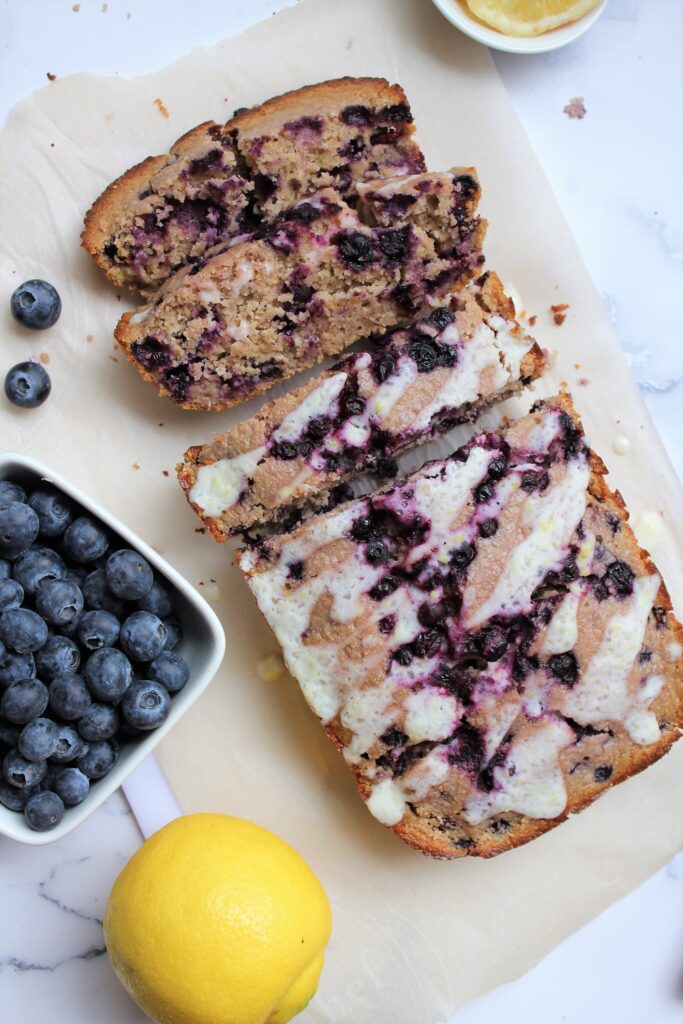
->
(0, 452, 226, 845)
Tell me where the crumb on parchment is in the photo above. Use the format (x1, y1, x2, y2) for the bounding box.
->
(578, 376, 590, 386)
(131, 462, 140, 470)
(86, 334, 93, 343)
(162, 470, 170, 477)
(40, 353, 50, 365)
(72, 3, 80, 10)
(528, 314, 537, 326)
(551, 303, 570, 326)
(564, 97, 586, 120)
(154, 98, 170, 119)
(194, 527, 206, 534)
(47, 73, 57, 81)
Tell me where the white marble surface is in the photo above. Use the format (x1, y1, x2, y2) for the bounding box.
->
(1, 1, 681, 1022)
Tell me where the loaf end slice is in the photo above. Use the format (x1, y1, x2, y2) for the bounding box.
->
(236, 393, 683, 858)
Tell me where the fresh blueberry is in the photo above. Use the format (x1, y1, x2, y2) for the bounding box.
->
(50, 723, 86, 764)
(0, 651, 35, 690)
(77, 738, 118, 780)
(161, 615, 182, 651)
(24, 790, 64, 831)
(0, 608, 48, 653)
(0, 482, 26, 505)
(13, 545, 66, 595)
(0, 776, 37, 810)
(105, 549, 154, 601)
(84, 647, 132, 701)
(121, 680, 171, 730)
(82, 568, 127, 616)
(3, 748, 47, 788)
(0, 578, 23, 611)
(63, 517, 108, 564)
(4, 362, 52, 408)
(136, 579, 172, 618)
(54, 767, 89, 806)
(18, 717, 59, 761)
(48, 673, 91, 721)
(10, 280, 62, 330)
(77, 703, 119, 741)
(1, 677, 49, 723)
(120, 611, 167, 662)
(0, 558, 10, 580)
(27, 488, 73, 537)
(35, 635, 80, 680)
(77, 609, 120, 652)
(35, 578, 84, 627)
(0, 501, 40, 559)
(0, 718, 20, 747)
(59, 613, 84, 640)
(41, 761, 65, 792)
(148, 651, 189, 693)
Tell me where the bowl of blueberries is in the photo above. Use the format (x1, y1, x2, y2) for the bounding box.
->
(0, 452, 225, 844)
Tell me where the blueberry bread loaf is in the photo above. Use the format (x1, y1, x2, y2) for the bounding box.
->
(82, 77, 426, 297)
(115, 173, 486, 411)
(178, 272, 544, 538)
(237, 394, 683, 858)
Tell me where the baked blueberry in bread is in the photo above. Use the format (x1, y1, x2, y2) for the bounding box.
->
(115, 172, 486, 411)
(178, 272, 543, 537)
(82, 78, 426, 297)
(237, 393, 683, 858)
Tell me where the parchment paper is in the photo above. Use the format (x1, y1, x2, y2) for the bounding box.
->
(1, 1, 681, 1020)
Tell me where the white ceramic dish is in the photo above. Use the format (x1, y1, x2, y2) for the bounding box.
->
(430, 0, 607, 54)
(0, 452, 226, 845)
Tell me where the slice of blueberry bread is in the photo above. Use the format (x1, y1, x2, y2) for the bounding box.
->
(115, 175, 486, 411)
(178, 272, 543, 538)
(82, 77, 426, 297)
(236, 393, 683, 859)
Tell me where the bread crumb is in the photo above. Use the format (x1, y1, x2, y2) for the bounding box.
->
(154, 98, 170, 119)
(101, 2, 108, 11)
(574, 362, 580, 369)
(162, 470, 170, 477)
(47, 73, 57, 81)
(158, 422, 164, 427)
(578, 376, 590, 386)
(256, 653, 285, 683)
(551, 303, 570, 326)
(109, 354, 119, 363)
(564, 97, 586, 120)
(72, 3, 80, 10)
(86, 334, 93, 343)
(194, 527, 206, 534)
(202, 582, 222, 603)
(131, 462, 141, 470)
(39, 352, 50, 365)
(528, 314, 537, 326)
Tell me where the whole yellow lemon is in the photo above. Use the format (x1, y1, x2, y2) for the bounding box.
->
(104, 814, 332, 1024)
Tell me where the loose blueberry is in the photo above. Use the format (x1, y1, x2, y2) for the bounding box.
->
(62, 517, 109, 564)
(81, 568, 127, 616)
(13, 545, 66, 595)
(50, 723, 85, 764)
(105, 549, 154, 600)
(137, 579, 172, 618)
(54, 767, 90, 806)
(121, 680, 171, 730)
(77, 738, 118, 780)
(84, 647, 132, 702)
(1, 677, 49, 724)
(161, 615, 183, 651)
(0, 501, 40, 559)
(148, 651, 189, 693)
(10, 280, 61, 330)
(77, 703, 119, 741)
(0, 607, 48, 653)
(120, 611, 167, 662)
(0, 776, 37, 810)
(35, 635, 80, 680)
(48, 673, 91, 721)
(28, 488, 73, 537)
(18, 717, 59, 762)
(3, 748, 47, 788)
(0, 651, 36, 690)
(77, 609, 120, 651)
(4, 362, 52, 408)
(0, 559, 10, 580)
(0, 578, 23, 611)
(35, 578, 84, 627)
(24, 790, 64, 831)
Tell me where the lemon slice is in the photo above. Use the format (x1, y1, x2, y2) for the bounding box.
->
(466, 0, 602, 37)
